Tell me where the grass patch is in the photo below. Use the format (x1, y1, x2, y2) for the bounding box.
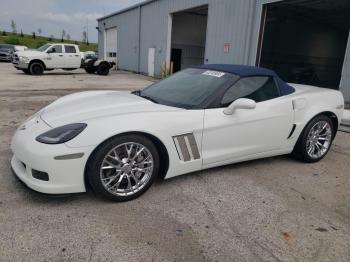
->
(0, 32, 97, 52)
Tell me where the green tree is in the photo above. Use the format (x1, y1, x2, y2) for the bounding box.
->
(20, 29, 24, 37)
(32, 32, 36, 39)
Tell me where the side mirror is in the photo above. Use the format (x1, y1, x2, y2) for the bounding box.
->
(223, 98, 256, 115)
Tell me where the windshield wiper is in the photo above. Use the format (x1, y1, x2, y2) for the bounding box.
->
(132, 90, 159, 104)
(131, 90, 142, 96)
(140, 95, 159, 104)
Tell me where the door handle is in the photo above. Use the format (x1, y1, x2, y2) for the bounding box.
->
(74, 55, 79, 57)
(59, 55, 63, 57)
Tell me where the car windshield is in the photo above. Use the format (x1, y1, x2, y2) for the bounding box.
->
(37, 44, 51, 52)
(139, 68, 238, 109)
(0, 44, 14, 51)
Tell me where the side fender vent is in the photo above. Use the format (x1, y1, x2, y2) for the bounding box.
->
(287, 124, 297, 139)
(173, 133, 200, 162)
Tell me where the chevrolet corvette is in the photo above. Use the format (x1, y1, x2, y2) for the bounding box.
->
(11, 64, 344, 201)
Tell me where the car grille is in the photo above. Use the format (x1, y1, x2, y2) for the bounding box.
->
(0, 53, 7, 57)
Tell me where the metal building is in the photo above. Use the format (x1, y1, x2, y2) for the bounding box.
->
(97, 0, 350, 104)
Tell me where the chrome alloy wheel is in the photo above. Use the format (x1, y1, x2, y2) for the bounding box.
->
(100, 142, 154, 196)
(306, 120, 332, 159)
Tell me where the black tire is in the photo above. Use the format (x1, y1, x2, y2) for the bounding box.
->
(85, 68, 95, 74)
(22, 69, 30, 74)
(292, 115, 334, 163)
(96, 63, 110, 76)
(29, 62, 44, 75)
(86, 134, 160, 202)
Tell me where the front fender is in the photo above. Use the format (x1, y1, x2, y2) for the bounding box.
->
(65, 110, 205, 179)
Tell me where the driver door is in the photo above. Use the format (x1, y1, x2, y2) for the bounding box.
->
(201, 76, 294, 168)
(46, 45, 65, 68)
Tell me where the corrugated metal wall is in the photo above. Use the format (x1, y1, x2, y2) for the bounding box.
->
(98, 0, 259, 77)
(98, 8, 140, 72)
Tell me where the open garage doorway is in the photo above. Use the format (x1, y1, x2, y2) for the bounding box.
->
(257, 0, 350, 90)
(170, 5, 208, 73)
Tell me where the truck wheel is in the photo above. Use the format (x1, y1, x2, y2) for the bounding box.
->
(22, 69, 30, 74)
(97, 63, 110, 76)
(29, 62, 44, 75)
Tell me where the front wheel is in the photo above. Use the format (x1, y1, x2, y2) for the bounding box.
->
(29, 62, 44, 75)
(87, 135, 159, 201)
(292, 115, 334, 163)
(22, 69, 30, 74)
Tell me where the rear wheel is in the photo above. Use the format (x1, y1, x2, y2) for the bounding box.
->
(87, 134, 159, 201)
(292, 115, 334, 163)
(29, 62, 44, 75)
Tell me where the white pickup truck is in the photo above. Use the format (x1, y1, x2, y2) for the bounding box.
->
(12, 43, 113, 75)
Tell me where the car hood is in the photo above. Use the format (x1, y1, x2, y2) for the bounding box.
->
(40, 91, 182, 127)
(15, 50, 44, 57)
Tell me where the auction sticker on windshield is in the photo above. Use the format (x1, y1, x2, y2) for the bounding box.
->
(202, 71, 225, 78)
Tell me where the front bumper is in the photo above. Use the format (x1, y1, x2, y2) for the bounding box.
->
(11, 116, 95, 194)
(12, 60, 29, 69)
(0, 55, 11, 61)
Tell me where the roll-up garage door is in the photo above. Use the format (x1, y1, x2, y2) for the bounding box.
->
(105, 27, 117, 63)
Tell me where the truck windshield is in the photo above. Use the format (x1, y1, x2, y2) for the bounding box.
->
(138, 68, 238, 109)
(37, 44, 51, 52)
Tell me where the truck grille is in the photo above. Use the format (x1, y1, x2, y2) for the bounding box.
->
(12, 54, 19, 63)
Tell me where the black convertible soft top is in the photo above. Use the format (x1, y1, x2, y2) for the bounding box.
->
(197, 64, 295, 96)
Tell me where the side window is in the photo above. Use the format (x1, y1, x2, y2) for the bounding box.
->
(108, 52, 116, 58)
(64, 45, 77, 53)
(48, 45, 62, 53)
(221, 76, 279, 106)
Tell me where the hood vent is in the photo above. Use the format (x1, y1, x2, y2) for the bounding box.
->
(173, 133, 200, 162)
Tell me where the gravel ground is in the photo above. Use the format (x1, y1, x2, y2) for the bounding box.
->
(0, 62, 349, 262)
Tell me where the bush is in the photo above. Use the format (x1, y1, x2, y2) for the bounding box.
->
(2, 31, 7, 36)
(5, 37, 21, 45)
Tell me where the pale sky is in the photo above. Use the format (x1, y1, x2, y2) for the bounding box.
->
(0, 0, 145, 42)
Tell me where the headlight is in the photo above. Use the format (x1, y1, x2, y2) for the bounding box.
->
(36, 123, 87, 144)
(19, 56, 29, 63)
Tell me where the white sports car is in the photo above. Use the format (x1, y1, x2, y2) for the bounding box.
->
(11, 64, 344, 201)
